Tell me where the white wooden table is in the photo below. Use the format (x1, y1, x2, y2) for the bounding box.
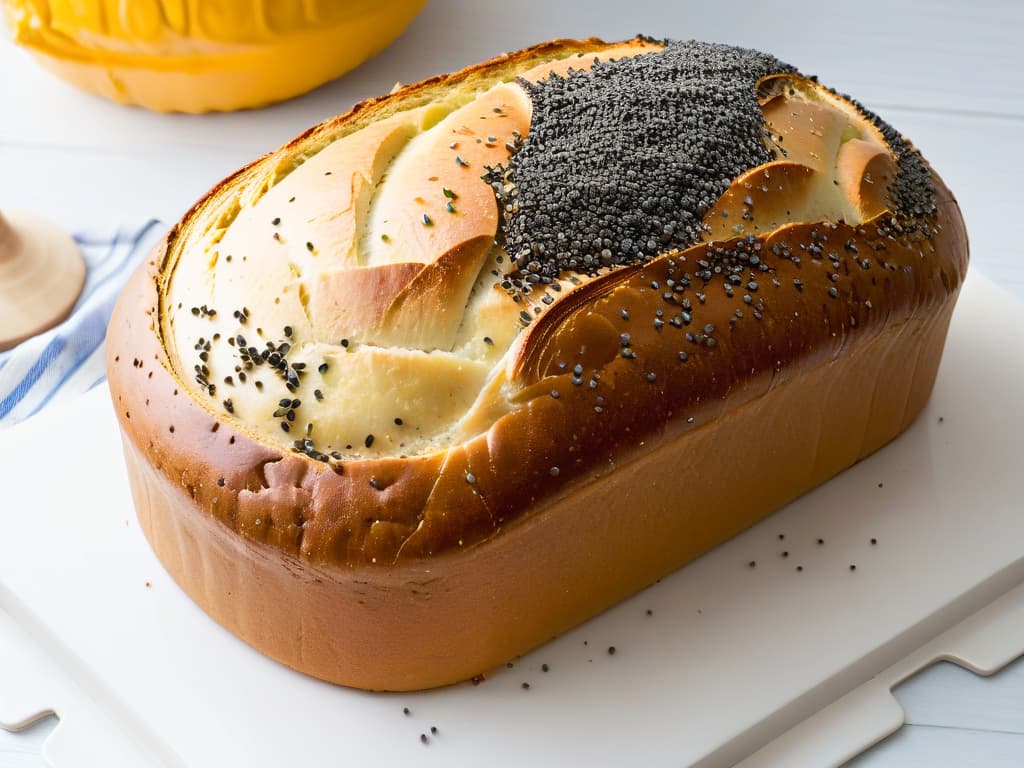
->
(1, 1, 1022, 765)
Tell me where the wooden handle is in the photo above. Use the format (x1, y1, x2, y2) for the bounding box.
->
(0, 210, 86, 352)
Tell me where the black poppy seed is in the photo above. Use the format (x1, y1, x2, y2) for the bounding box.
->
(828, 286, 839, 298)
(420, 734, 428, 745)
(817, 538, 825, 545)
(217, 477, 225, 487)
(365, 434, 375, 449)
(607, 646, 616, 655)
(646, 372, 656, 382)
(340, 338, 350, 348)
(521, 682, 530, 690)
(403, 707, 410, 716)
(314, 389, 324, 401)
(483, 336, 494, 345)
(455, 155, 469, 167)
(272, 217, 280, 226)
(422, 213, 433, 226)
(850, 564, 857, 571)
(281, 422, 290, 433)
(306, 241, 315, 252)
(871, 538, 878, 545)
(484, 42, 796, 282)
(749, 560, 757, 568)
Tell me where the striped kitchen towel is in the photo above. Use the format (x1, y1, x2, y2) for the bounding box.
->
(0, 220, 163, 429)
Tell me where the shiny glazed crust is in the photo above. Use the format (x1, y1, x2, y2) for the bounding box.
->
(107, 38, 969, 690)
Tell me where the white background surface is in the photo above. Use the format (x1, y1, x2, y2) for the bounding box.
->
(1, 1, 1022, 765)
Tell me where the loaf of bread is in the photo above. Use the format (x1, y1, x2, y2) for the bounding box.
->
(107, 37, 968, 690)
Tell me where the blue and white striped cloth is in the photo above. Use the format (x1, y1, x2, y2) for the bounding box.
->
(0, 220, 163, 429)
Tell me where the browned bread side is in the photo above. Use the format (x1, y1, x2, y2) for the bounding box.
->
(107, 37, 968, 690)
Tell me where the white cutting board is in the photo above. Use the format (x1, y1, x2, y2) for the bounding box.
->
(0, 273, 1022, 768)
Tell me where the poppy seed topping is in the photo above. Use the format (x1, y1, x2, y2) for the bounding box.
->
(485, 39, 935, 282)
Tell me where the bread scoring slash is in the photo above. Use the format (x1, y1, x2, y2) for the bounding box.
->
(107, 38, 967, 690)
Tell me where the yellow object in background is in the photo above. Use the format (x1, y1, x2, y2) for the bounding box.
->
(3, 0, 427, 113)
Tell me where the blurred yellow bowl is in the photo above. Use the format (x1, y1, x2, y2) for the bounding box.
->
(3, 0, 427, 113)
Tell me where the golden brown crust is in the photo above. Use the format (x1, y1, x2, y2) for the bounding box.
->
(113, 253, 961, 690)
(106, 36, 968, 689)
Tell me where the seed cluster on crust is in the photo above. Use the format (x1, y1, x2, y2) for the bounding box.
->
(485, 39, 937, 284)
(484, 39, 797, 282)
